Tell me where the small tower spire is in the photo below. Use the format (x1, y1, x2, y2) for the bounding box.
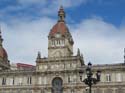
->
(124, 48, 125, 63)
(37, 51, 41, 59)
(0, 26, 3, 46)
(58, 6, 65, 22)
(77, 48, 80, 56)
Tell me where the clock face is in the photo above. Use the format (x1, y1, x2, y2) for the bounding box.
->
(55, 33, 61, 38)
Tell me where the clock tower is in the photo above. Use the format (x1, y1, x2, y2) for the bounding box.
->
(48, 6, 74, 58)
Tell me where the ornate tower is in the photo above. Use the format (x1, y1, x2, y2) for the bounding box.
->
(48, 6, 74, 57)
(0, 27, 10, 70)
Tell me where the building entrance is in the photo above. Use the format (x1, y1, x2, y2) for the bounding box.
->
(52, 77, 63, 93)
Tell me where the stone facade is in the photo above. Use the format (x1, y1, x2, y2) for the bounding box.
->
(0, 7, 125, 93)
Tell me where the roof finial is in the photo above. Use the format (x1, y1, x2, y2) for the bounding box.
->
(0, 26, 3, 46)
(37, 51, 41, 59)
(0, 26, 2, 37)
(77, 48, 80, 56)
(124, 48, 125, 63)
(58, 6, 65, 22)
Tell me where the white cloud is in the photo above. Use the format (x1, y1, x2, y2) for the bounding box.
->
(72, 18, 125, 64)
(1, 16, 125, 65)
(1, 17, 56, 65)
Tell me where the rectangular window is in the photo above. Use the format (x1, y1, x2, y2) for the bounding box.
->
(2, 77, 6, 85)
(27, 77, 32, 85)
(59, 40, 60, 45)
(57, 40, 59, 45)
(27, 77, 29, 84)
(30, 77, 32, 84)
(55, 40, 57, 46)
(68, 76, 70, 83)
(106, 74, 111, 82)
(13, 77, 15, 85)
(60, 40, 62, 46)
(62, 40, 65, 46)
(51, 40, 55, 47)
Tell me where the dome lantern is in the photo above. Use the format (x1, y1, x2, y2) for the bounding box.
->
(58, 6, 65, 22)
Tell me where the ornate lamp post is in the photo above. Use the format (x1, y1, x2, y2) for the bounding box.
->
(79, 62, 101, 93)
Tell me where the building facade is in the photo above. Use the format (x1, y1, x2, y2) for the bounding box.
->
(0, 7, 125, 93)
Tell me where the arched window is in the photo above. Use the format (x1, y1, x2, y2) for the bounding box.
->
(52, 77, 63, 93)
(2, 77, 6, 85)
(62, 40, 65, 46)
(51, 40, 55, 47)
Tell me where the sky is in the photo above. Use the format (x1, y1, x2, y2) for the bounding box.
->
(0, 0, 125, 65)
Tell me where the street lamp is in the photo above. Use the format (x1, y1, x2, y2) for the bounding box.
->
(79, 62, 101, 93)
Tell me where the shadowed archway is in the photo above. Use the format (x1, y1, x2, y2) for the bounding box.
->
(52, 77, 63, 93)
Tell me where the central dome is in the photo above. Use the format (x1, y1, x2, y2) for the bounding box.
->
(49, 6, 71, 37)
(49, 22, 69, 36)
